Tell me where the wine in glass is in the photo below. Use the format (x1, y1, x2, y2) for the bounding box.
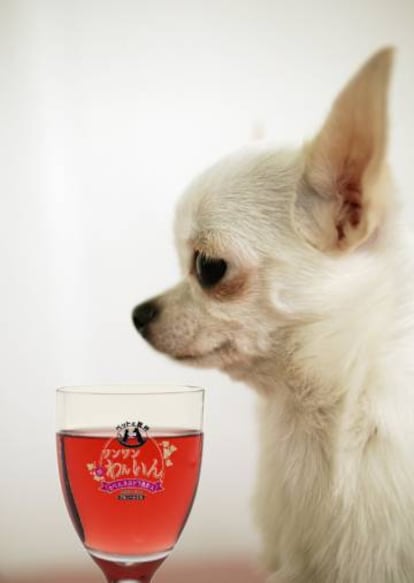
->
(56, 385, 204, 583)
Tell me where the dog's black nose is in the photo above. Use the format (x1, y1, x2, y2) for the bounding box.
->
(132, 301, 159, 336)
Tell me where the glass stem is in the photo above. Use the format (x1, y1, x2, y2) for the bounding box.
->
(92, 554, 166, 583)
(107, 579, 151, 583)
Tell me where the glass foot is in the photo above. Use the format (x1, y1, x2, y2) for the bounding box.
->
(89, 549, 170, 583)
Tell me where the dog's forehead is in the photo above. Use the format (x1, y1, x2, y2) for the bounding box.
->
(175, 146, 302, 257)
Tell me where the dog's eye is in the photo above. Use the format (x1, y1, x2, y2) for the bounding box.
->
(194, 252, 227, 288)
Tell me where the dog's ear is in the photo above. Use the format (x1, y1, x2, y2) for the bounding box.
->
(296, 48, 394, 252)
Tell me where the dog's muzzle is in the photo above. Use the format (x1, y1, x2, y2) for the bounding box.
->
(132, 300, 159, 337)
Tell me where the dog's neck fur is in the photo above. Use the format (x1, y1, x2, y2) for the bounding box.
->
(232, 219, 414, 459)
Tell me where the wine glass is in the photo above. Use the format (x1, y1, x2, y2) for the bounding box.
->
(56, 385, 204, 583)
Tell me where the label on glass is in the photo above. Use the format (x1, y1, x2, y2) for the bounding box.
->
(86, 421, 177, 499)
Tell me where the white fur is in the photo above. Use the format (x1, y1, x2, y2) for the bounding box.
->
(135, 49, 414, 582)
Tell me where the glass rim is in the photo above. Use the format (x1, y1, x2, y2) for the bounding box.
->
(56, 384, 205, 397)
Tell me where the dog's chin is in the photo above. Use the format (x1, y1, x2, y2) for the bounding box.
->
(149, 340, 243, 370)
(146, 335, 252, 372)
(174, 341, 233, 368)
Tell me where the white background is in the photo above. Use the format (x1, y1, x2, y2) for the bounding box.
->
(1, 0, 413, 576)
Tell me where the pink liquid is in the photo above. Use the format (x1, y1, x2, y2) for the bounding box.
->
(57, 429, 203, 559)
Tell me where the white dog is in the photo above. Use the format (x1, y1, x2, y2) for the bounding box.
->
(133, 48, 414, 582)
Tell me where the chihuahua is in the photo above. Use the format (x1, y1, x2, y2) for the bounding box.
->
(132, 48, 414, 582)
